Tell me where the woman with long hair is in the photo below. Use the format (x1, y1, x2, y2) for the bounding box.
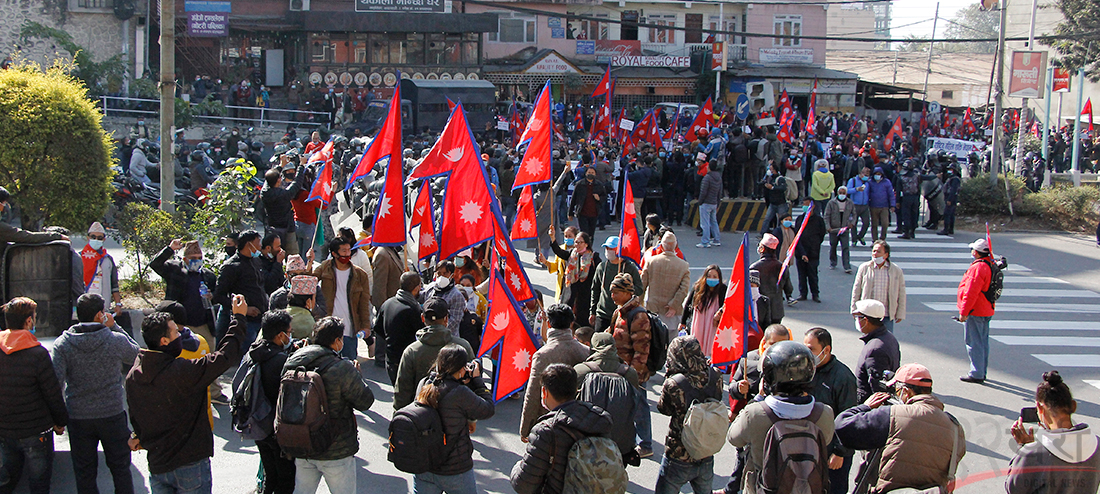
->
(678, 264, 726, 359)
(542, 230, 600, 324)
(412, 344, 495, 493)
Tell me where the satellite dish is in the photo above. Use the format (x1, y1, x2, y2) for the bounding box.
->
(980, 0, 998, 10)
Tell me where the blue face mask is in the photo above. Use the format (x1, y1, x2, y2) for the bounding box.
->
(705, 278, 720, 288)
(659, 152, 667, 158)
(187, 259, 204, 272)
(782, 220, 794, 228)
(88, 239, 104, 251)
(250, 250, 261, 258)
(564, 238, 575, 247)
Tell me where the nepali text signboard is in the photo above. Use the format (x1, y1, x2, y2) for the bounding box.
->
(355, 0, 444, 13)
(759, 48, 813, 65)
(1008, 50, 1048, 99)
(184, 0, 229, 37)
(928, 137, 985, 159)
(1053, 67, 1071, 93)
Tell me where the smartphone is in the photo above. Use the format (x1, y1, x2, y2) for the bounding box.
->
(1020, 407, 1039, 423)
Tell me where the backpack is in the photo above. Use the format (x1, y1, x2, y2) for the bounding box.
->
(979, 258, 1004, 303)
(733, 140, 751, 164)
(899, 172, 920, 196)
(753, 138, 769, 162)
(577, 366, 637, 458)
(783, 177, 799, 202)
(677, 371, 729, 460)
(758, 402, 830, 494)
(274, 359, 340, 458)
(560, 427, 629, 494)
(230, 356, 275, 441)
(388, 388, 452, 474)
(628, 307, 669, 374)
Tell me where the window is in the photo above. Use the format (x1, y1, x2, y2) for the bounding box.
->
(773, 15, 802, 47)
(648, 14, 675, 44)
(621, 11, 639, 41)
(941, 90, 954, 99)
(489, 13, 536, 43)
(685, 14, 703, 43)
(580, 13, 610, 40)
(76, 0, 112, 8)
(709, 14, 743, 44)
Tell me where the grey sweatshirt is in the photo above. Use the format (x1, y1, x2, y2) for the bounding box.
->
(50, 322, 140, 420)
(1007, 424, 1100, 494)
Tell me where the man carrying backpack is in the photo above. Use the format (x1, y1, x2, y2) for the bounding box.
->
(656, 336, 722, 494)
(236, 310, 295, 494)
(520, 304, 591, 439)
(834, 364, 966, 493)
(727, 341, 835, 494)
(393, 298, 475, 411)
(609, 273, 655, 459)
(575, 333, 640, 464)
(280, 317, 376, 494)
(510, 364, 618, 494)
(957, 239, 997, 384)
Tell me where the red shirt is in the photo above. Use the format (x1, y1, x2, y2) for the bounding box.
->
(291, 189, 321, 225)
(304, 141, 323, 155)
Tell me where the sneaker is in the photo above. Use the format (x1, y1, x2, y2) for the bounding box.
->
(797, 295, 808, 301)
(695, 242, 711, 248)
(845, 268, 853, 274)
(786, 297, 798, 306)
(829, 265, 837, 270)
(959, 376, 985, 384)
(812, 297, 821, 303)
(711, 242, 721, 247)
(897, 233, 913, 239)
(635, 446, 654, 459)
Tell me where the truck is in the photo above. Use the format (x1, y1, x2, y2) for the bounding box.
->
(400, 79, 497, 134)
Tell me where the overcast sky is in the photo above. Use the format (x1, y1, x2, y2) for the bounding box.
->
(889, 0, 968, 39)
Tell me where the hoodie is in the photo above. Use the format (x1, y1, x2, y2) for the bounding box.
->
(1007, 424, 1100, 494)
(50, 322, 140, 420)
(867, 166, 896, 209)
(0, 330, 68, 440)
(511, 400, 615, 494)
(392, 324, 474, 411)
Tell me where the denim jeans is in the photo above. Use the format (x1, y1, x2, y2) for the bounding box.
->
(852, 204, 871, 243)
(654, 456, 714, 494)
(965, 315, 992, 379)
(828, 231, 850, 270)
(296, 221, 317, 257)
(413, 470, 477, 494)
(633, 385, 652, 450)
(149, 458, 211, 494)
(293, 456, 355, 494)
(883, 317, 895, 333)
(761, 203, 788, 237)
(828, 454, 853, 494)
(0, 431, 54, 494)
(699, 203, 720, 245)
(69, 412, 134, 494)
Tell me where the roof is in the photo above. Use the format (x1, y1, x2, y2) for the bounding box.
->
(728, 65, 858, 80)
(826, 50, 995, 87)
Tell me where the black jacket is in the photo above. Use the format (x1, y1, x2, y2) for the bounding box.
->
(750, 253, 785, 322)
(377, 290, 423, 376)
(568, 178, 607, 218)
(762, 173, 788, 205)
(261, 178, 304, 230)
(856, 326, 901, 403)
(0, 331, 68, 440)
(808, 356, 858, 457)
(794, 212, 827, 260)
(213, 253, 269, 322)
(510, 400, 614, 494)
(424, 375, 495, 476)
(246, 339, 289, 411)
(150, 246, 217, 314)
(258, 255, 286, 295)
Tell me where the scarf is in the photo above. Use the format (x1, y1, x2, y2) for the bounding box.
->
(80, 244, 107, 290)
(563, 248, 593, 286)
(666, 335, 711, 389)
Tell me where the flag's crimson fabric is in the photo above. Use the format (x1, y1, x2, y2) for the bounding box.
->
(591, 65, 611, 98)
(446, 97, 456, 112)
(804, 81, 818, 137)
(1084, 98, 1094, 132)
(646, 111, 662, 148)
(480, 268, 540, 402)
(777, 110, 794, 145)
(712, 233, 757, 367)
(514, 82, 553, 189)
(778, 90, 791, 119)
(884, 116, 904, 149)
(664, 106, 680, 141)
(573, 109, 584, 134)
(510, 186, 538, 241)
(305, 140, 335, 205)
(493, 213, 536, 303)
(348, 86, 402, 188)
(411, 182, 439, 261)
(80, 244, 106, 290)
(920, 107, 928, 135)
(368, 85, 406, 245)
(687, 97, 714, 141)
(962, 108, 977, 134)
(591, 90, 612, 139)
(618, 167, 642, 266)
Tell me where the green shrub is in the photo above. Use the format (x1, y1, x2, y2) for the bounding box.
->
(1021, 185, 1100, 232)
(958, 173, 1028, 216)
(114, 202, 188, 298)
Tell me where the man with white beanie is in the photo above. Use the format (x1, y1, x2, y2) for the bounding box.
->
(640, 232, 691, 335)
(80, 222, 122, 316)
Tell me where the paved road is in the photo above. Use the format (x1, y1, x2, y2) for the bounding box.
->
(35, 223, 1100, 494)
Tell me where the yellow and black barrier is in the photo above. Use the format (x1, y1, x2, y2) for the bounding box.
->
(687, 199, 769, 232)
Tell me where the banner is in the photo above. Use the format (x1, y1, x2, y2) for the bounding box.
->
(1053, 67, 1071, 93)
(1008, 51, 1048, 99)
(928, 137, 986, 158)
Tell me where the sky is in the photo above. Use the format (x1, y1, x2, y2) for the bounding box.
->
(888, 0, 968, 40)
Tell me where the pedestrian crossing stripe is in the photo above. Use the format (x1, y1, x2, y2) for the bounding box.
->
(905, 275, 1066, 283)
(1084, 380, 1100, 390)
(1032, 355, 1100, 368)
(992, 320, 1100, 330)
(875, 242, 973, 248)
(901, 263, 1032, 272)
(992, 336, 1100, 346)
(887, 252, 979, 259)
(923, 302, 1100, 313)
(906, 287, 1099, 298)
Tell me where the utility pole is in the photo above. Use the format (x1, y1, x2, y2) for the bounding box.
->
(893, 50, 899, 84)
(1041, 66, 1052, 188)
(990, 0, 1009, 186)
(159, 0, 176, 213)
(921, 3, 939, 103)
(1071, 68, 1084, 186)
(1012, 0, 1040, 175)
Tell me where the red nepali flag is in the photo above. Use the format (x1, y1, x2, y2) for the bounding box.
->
(492, 214, 536, 303)
(663, 105, 681, 141)
(943, 108, 950, 128)
(712, 233, 758, 367)
(625, 111, 649, 151)
(411, 181, 438, 261)
(1083, 98, 1094, 132)
(777, 110, 794, 145)
(778, 89, 791, 119)
(613, 108, 626, 141)
(573, 108, 585, 134)
(884, 116, 904, 149)
(778, 202, 815, 284)
(591, 90, 612, 140)
(510, 185, 537, 241)
(920, 106, 928, 135)
(804, 80, 818, 137)
(362, 85, 406, 246)
(687, 97, 714, 141)
(446, 97, 456, 112)
(962, 108, 977, 134)
(514, 82, 553, 190)
(305, 139, 335, 205)
(510, 102, 524, 144)
(646, 111, 662, 147)
(618, 167, 642, 266)
(479, 267, 541, 402)
(591, 64, 611, 98)
(410, 104, 495, 260)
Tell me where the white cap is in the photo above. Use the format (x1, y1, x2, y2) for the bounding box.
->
(853, 299, 887, 319)
(968, 238, 990, 253)
(88, 222, 105, 236)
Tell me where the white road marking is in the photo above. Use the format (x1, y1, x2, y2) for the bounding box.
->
(905, 275, 1066, 283)
(906, 287, 1099, 298)
(887, 251, 977, 259)
(992, 320, 1100, 331)
(924, 302, 1100, 313)
(1032, 355, 1100, 367)
(992, 336, 1100, 347)
(900, 263, 1031, 272)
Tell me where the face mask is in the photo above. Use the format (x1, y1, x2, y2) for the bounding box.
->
(873, 255, 886, 266)
(250, 249, 260, 258)
(751, 286, 760, 301)
(705, 278, 720, 288)
(790, 154, 797, 160)
(138, 121, 145, 126)
(564, 238, 575, 247)
(855, 318, 864, 332)
(782, 220, 794, 228)
(436, 275, 451, 288)
(282, 337, 293, 351)
(224, 246, 236, 257)
(659, 152, 666, 158)
(947, 170, 954, 175)
(838, 194, 847, 201)
(88, 239, 104, 251)
(336, 255, 352, 264)
(586, 175, 595, 181)
(265, 251, 275, 260)
(812, 348, 827, 367)
(29, 326, 36, 335)
(161, 336, 183, 359)
(860, 175, 869, 181)
(187, 259, 203, 272)
(874, 174, 883, 181)
(605, 249, 617, 260)
(455, 258, 466, 268)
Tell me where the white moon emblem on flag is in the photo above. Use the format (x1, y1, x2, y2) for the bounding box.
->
(378, 196, 392, 218)
(459, 201, 482, 225)
(492, 311, 510, 332)
(624, 200, 635, 216)
(443, 147, 464, 162)
(528, 117, 543, 132)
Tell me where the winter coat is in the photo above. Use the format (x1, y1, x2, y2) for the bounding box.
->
(0, 222, 63, 244)
(150, 246, 217, 320)
(750, 253, 786, 322)
(246, 339, 289, 418)
(392, 324, 474, 411)
(659, 366, 721, 463)
(611, 297, 652, 382)
(287, 305, 316, 340)
(281, 344, 374, 461)
(835, 394, 966, 494)
(417, 375, 495, 476)
(50, 322, 139, 420)
(1007, 423, 1100, 494)
(845, 176, 872, 206)
(698, 169, 723, 205)
(641, 250, 691, 316)
(957, 256, 995, 318)
(510, 400, 615, 494)
(314, 260, 372, 333)
(375, 289, 423, 373)
(0, 330, 68, 440)
(590, 260, 642, 322)
(856, 326, 901, 403)
(126, 313, 246, 474)
(520, 328, 591, 437)
(728, 396, 835, 494)
(213, 253, 269, 322)
(794, 212, 827, 260)
(810, 169, 835, 201)
(574, 334, 639, 388)
(372, 247, 403, 309)
(261, 178, 303, 230)
(867, 168, 896, 208)
(824, 197, 857, 232)
(569, 178, 607, 218)
(807, 355, 858, 457)
(762, 173, 788, 206)
(852, 260, 907, 323)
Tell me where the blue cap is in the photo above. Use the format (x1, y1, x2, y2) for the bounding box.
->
(602, 236, 620, 249)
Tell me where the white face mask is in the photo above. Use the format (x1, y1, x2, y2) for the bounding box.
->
(750, 286, 760, 301)
(873, 255, 886, 266)
(855, 318, 864, 332)
(436, 275, 451, 288)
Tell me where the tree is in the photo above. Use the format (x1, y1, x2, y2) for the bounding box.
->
(0, 62, 114, 231)
(939, 2, 999, 54)
(115, 203, 188, 301)
(1045, 0, 1100, 81)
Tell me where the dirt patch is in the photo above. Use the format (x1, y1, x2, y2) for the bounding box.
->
(955, 215, 1066, 233)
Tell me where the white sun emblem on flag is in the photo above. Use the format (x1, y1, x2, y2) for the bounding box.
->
(378, 196, 392, 218)
(512, 348, 531, 372)
(523, 157, 544, 177)
(459, 201, 482, 225)
(714, 325, 735, 352)
(622, 234, 634, 249)
(443, 147, 464, 162)
(509, 272, 523, 291)
(420, 231, 435, 248)
(518, 218, 533, 234)
(321, 181, 332, 196)
(492, 311, 510, 332)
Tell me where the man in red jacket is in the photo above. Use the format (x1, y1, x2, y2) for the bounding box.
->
(957, 238, 996, 384)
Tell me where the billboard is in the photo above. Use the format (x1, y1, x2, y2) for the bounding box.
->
(355, 0, 444, 12)
(1008, 51, 1048, 99)
(1053, 67, 1071, 93)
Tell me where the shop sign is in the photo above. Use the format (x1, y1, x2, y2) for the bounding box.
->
(759, 48, 814, 65)
(525, 53, 579, 74)
(610, 55, 690, 68)
(1008, 51, 1047, 99)
(186, 12, 227, 37)
(184, 0, 230, 11)
(355, 0, 444, 13)
(928, 137, 985, 158)
(576, 41, 595, 55)
(594, 40, 641, 63)
(1053, 67, 1071, 92)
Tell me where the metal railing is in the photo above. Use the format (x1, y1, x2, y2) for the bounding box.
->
(98, 95, 332, 128)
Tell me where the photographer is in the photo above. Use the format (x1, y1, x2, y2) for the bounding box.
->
(289, 149, 321, 256)
(759, 162, 788, 237)
(262, 154, 308, 256)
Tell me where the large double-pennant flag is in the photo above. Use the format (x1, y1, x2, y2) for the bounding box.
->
(493, 213, 536, 303)
(687, 97, 714, 141)
(777, 110, 795, 145)
(664, 104, 681, 141)
(778, 89, 792, 119)
(591, 64, 611, 98)
(513, 81, 553, 190)
(777, 201, 814, 284)
(353, 83, 405, 246)
(804, 80, 818, 137)
(305, 138, 335, 205)
(510, 185, 538, 241)
(962, 108, 977, 134)
(883, 116, 904, 150)
(618, 167, 642, 266)
(479, 266, 540, 402)
(410, 181, 438, 261)
(712, 233, 757, 367)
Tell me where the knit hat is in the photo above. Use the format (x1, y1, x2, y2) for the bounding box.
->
(286, 254, 307, 272)
(290, 275, 317, 296)
(183, 241, 202, 258)
(661, 232, 677, 250)
(749, 270, 760, 286)
(88, 222, 105, 236)
(760, 233, 779, 250)
(610, 273, 634, 293)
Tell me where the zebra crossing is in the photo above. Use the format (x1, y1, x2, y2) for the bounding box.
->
(882, 236, 1100, 377)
